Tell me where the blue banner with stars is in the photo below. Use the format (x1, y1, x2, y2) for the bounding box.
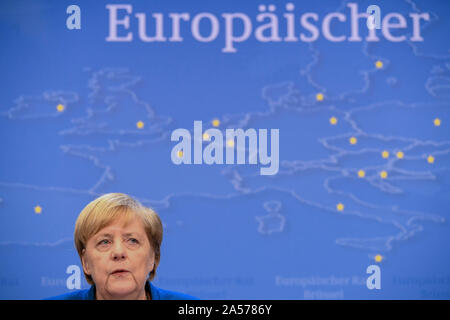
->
(0, 0, 449, 299)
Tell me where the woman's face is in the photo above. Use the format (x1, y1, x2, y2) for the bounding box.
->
(81, 215, 155, 299)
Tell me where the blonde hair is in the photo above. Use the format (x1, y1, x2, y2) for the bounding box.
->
(74, 193, 163, 285)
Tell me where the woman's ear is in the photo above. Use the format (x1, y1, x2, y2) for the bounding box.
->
(151, 252, 156, 270)
(81, 249, 91, 275)
(148, 253, 155, 274)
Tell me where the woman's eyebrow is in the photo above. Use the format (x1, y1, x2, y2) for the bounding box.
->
(97, 233, 113, 238)
(122, 232, 142, 238)
(95, 232, 142, 239)
(122, 232, 143, 239)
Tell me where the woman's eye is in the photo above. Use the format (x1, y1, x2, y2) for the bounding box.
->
(98, 239, 110, 246)
(128, 238, 139, 244)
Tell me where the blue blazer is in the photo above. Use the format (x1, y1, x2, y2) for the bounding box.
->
(45, 281, 198, 300)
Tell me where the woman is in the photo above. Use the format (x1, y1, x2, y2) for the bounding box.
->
(46, 193, 197, 300)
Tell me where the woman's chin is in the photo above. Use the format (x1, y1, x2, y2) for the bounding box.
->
(106, 280, 138, 297)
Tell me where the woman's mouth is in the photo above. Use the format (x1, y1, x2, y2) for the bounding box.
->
(111, 269, 130, 276)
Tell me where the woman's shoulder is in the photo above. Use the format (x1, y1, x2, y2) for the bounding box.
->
(149, 282, 199, 300)
(44, 287, 94, 300)
(44, 282, 199, 300)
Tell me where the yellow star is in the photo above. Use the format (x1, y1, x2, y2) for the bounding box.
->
(380, 171, 388, 179)
(34, 205, 42, 214)
(381, 150, 389, 159)
(136, 121, 144, 129)
(349, 137, 357, 145)
(427, 155, 435, 164)
(329, 117, 338, 125)
(336, 203, 344, 211)
(358, 170, 365, 178)
(434, 118, 441, 127)
(212, 119, 220, 127)
(56, 104, 65, 112)
(316, 93, 324, 101)
(374, 254, 383, 263)
(375, 60, 383, 69)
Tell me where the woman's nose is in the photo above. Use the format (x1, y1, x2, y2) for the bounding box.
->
(111, 241, 127, 260)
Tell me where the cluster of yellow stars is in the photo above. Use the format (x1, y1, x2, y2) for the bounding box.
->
(328, 103, 441, 263)
(328, 116, 440, 182)
(50, 104, 441, 265)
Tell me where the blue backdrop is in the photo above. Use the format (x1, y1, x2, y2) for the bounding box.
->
(0, 0, 449, 299)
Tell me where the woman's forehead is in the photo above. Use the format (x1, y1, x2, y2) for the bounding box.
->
(94, 216, 145, 235)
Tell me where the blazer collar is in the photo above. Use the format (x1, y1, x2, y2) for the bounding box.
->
(88, 280, 156, 300)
